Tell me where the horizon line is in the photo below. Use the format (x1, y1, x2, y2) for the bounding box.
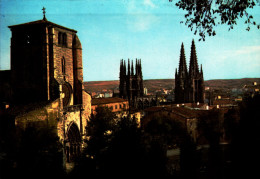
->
(85, 77, 260, 82)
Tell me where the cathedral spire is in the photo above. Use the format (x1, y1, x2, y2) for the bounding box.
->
(200, 64, 204, 79)
(189, 39, 199, 77)
(131, 60, 134, 76)
(123, 60, 126, 75)
(178, 42, 188, 77)
(128, 59, 130, 76)
(135, 58, 139, 75)
(139, 59, 142, 76)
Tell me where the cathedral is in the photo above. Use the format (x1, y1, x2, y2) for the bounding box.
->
(175, 40, 205, 104)
(119, 59, 144, 108)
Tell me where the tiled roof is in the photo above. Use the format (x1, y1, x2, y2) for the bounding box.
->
(8, 19, 77, 32)
(92, 97, 128, 105)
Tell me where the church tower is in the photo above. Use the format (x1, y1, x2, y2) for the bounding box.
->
(8, 10, 84, 107)
(175, 43, 188, 103)
(175, 40, 204, 104)
(3, 9, 92, 163)
(119, 59, 144, 108)
(187, 39, 204, 103)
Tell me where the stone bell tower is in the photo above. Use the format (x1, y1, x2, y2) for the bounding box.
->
(8, 8, 83, 107)
(7, 8, 91, 163)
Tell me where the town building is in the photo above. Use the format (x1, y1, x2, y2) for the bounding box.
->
(91, 97, 129, 115)
(0, 10, 91, 163)
(142, 102, 227, 144)
(175, 40, 205, 104)
(243, 82, 260, 97)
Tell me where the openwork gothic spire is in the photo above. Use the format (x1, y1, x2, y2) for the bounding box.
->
(119, 59, 144, 107)
(178, 43, 188, 77)
(189, 39, 199, 77)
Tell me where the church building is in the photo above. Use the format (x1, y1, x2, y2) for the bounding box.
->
(119, 59, 144, 108)
(0, 9, 91, 163)
(175, 40, 205, 104)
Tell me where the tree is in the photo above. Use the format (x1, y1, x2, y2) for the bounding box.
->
(0, 122, 65, 179)
(223, 107, 240, 142)
(229, 94, 260, 178)
(170, 0, 260, 41)
(83, 109, 145, 177)
(103, 116, 144, 177)
(144, 113, 186, 147)
(180, 134, 199, 179)
(144, 113, 199, 177)
(85, 106, 116, 166)
(197, 110, 224, 179)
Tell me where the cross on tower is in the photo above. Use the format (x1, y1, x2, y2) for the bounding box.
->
(42, 7, 47, 20)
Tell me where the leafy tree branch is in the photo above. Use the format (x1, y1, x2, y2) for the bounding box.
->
(170, 0, 260, 41)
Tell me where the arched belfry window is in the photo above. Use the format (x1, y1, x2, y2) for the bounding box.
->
(58, 31, 67, 47)
(63, 33, 67, 46)
(58, 32, 62, 45)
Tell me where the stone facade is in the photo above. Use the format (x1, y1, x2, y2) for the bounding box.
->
(91, 97, 129, 115)
(0, 16, 91, 163)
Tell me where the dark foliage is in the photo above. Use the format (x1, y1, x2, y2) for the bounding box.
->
(197, 110, 224, 179)
(180, 136, 199, 179)
(2, 94, 259, 178)
(85, 106, 116, 161)
(170, 0, 260, 41)
(223, 107, 240, 142)
(0, 119, 65, 179)
(144, 114, 199, 178)
(102, 116, 144, 177)
(229, 94, 260, 178)
(144, 113, 186, 147)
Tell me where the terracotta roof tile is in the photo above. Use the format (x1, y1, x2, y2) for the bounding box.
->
(92, 97, 127, 105)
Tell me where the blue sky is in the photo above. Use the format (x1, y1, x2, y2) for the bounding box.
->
(0, 0, 260, 81)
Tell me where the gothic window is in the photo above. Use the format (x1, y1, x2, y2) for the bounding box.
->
(63, 33, 67, 46)
(62, 82, 72, 107)
(62, 57, 66, 81)
(66, 122, 81, 162)
(58, 32, 62, 45)
(62, 57, 66, 74)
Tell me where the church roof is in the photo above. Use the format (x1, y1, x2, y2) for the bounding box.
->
(8, 19, 77, 33)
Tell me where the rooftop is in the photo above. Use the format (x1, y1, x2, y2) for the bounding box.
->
(92, 97, 128, 105)
(8, 19, 77, 33)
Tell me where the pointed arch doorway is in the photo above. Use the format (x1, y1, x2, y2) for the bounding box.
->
(65, 122, 81, 163)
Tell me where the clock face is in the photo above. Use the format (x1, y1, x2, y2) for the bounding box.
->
(62, 83, 72, 107)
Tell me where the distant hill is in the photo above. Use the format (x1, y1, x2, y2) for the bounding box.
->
(83, 78, 260, 92)
(205, 78, 260, 90)
(84, 80, 119, 92)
